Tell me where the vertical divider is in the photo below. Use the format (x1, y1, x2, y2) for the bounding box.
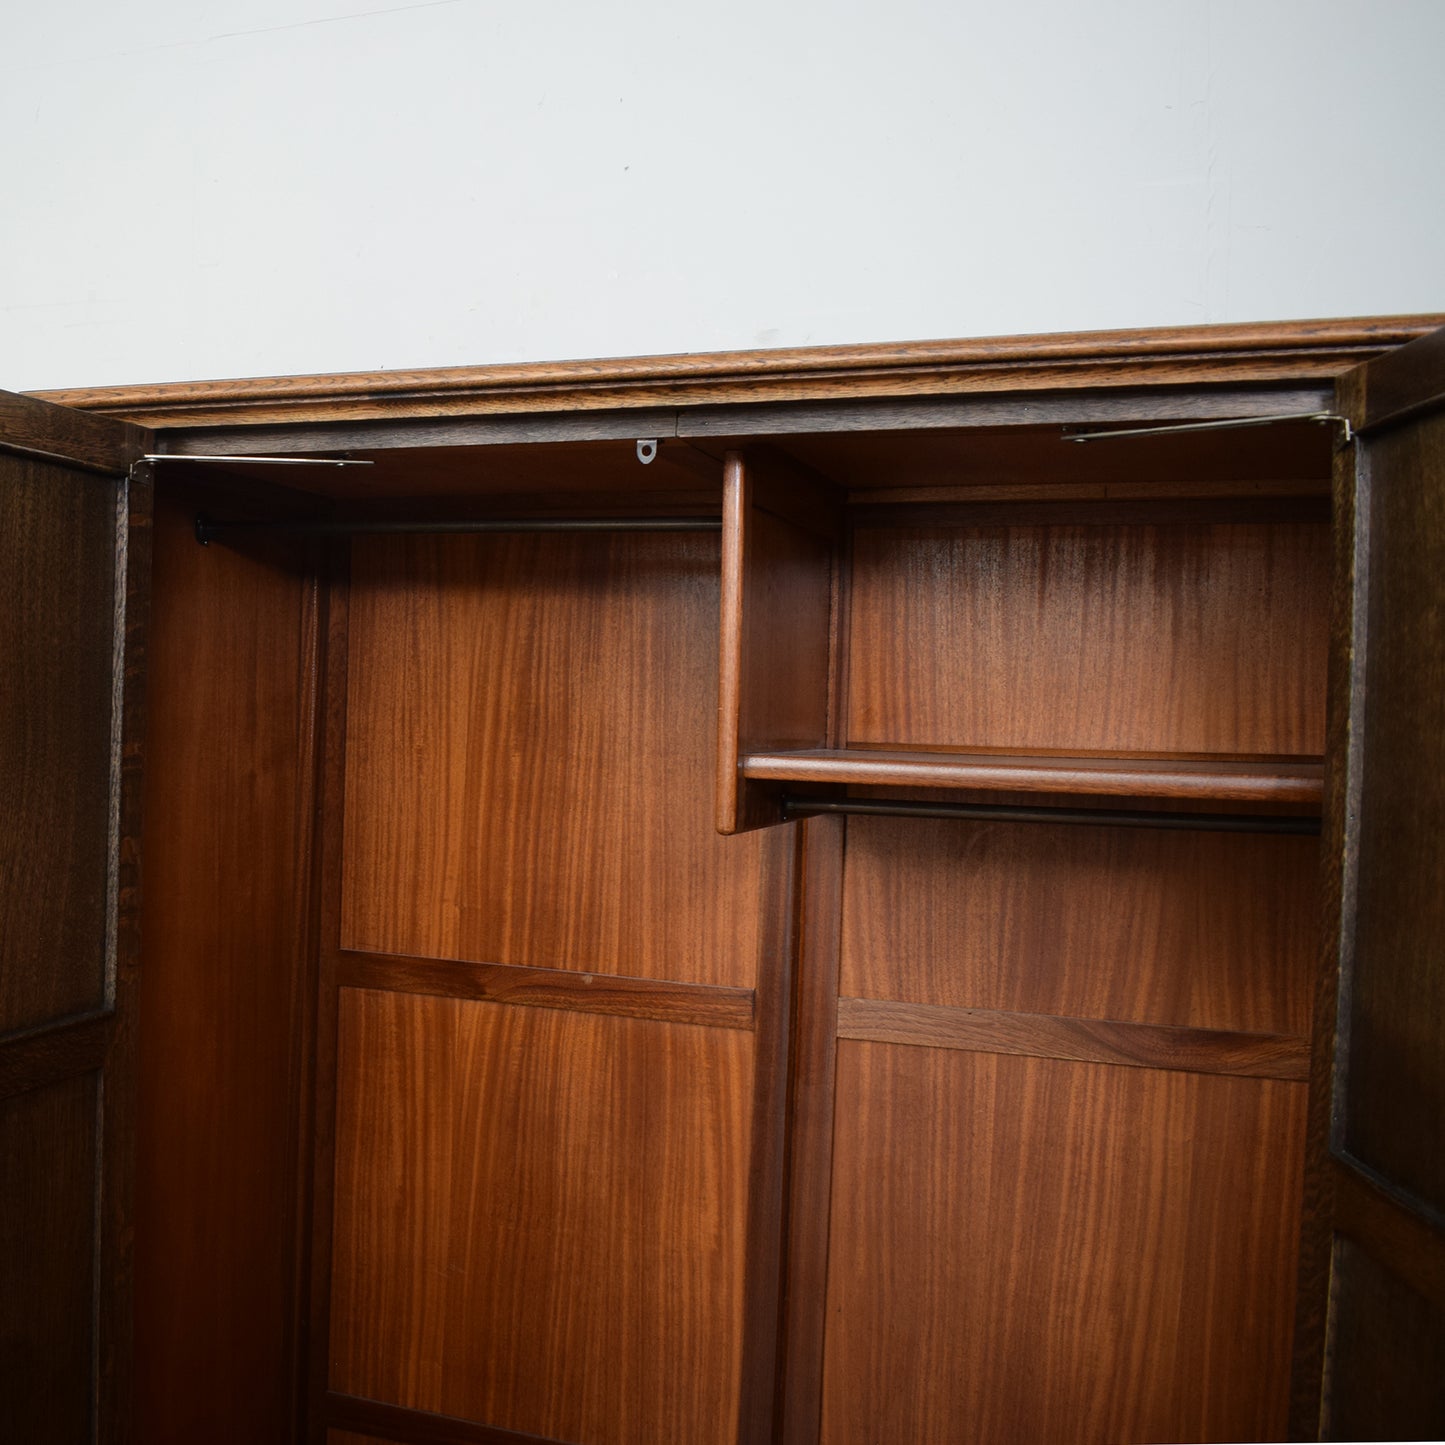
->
(716, 447, 842, 835)
(306, 544, 350, 1445)
(736, 823, 804, 1445)
(287, 552, 328, 1445)
(777, 814, 846, 1444)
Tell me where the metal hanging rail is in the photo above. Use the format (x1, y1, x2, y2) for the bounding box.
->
(195, 515, 723, 545)
(781, 795, 1320, 835)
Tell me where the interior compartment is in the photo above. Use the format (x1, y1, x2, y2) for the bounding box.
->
(135, 408, 1334, 1445)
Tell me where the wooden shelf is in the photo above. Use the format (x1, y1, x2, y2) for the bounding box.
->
(739, 748, 1324, 806)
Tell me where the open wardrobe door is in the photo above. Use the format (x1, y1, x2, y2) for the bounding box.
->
(1298, 328, 1445, 1441)
(0, 391, 151, 1445)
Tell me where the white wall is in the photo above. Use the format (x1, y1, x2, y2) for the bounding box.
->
(3, 0, 1442, 391)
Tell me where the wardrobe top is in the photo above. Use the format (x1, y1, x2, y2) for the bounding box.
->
(33, 316, 1445, 432)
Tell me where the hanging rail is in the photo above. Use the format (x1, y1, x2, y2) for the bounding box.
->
(781, 795, 1320, 835)
(195, 515, 723, 545)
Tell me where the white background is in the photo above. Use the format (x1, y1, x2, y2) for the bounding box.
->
(3, 0, 1442, 391)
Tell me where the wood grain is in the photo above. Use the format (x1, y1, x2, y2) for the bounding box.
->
(1333, 1159, 1445, 1313)
(1324, 1237, 1445, 1441)
(785, 418, 1334, 496)
(839, 816, 1317, 1034)
(135, 485, 316, 1444)
(100, 453, 153, 1445)
(0, 455, 117, 1035)
(1347, 321, 1445, 432)
(776, 817, 845, 1444)
(744, 747, 1324, 804)
(836, 997, 1308, 1080)
(821, 1042, 1306, 1445)
(327, 1398, 560, 1442)
(0, 1074, 99, 1445)
(36, 316, 1442, 428)
(1287, 402, 1363, 1439)
(735, 826, 800, 1445)
(1339, 403, 1445, 1214)
(341, 531, 765, 985)
(717, 450, 836, 834)
(338, 950, 755, 1031)
(160, 435, 721, 503)
(328, 988, 753, 1444)
(846, 520, 1330, 757)
(0, 1012, 109, 1102)
(0, 384, 147, 472)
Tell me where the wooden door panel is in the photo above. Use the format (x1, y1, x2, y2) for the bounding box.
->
(1324, 1236, 1445, 1440)
(1296, 327, 1445, 1439)
(0, 454, 117, 1034)
(0, 1074, 100, 1445)
(1338, 403, 1445, 1213)
(0, 391, 150, 1445)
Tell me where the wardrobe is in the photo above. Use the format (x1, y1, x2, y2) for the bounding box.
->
(2, 317, 1443, 1445)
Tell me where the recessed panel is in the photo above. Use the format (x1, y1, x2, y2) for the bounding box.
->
(1344, 409, 1445, 1214)
(0, 457, 116, 1035)
(841, 817, 1317, 1034)
(0, 1074, 98, 1445)
(342, 533, 763, 986)
(846, 521, 1329, 757)
(329, 988, 752, 1444)
(1324, 1235, 1445, 1441)
(822, 1043, 1304, 1445)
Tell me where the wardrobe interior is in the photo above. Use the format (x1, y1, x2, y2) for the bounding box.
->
(136, 413, 1334, 1444)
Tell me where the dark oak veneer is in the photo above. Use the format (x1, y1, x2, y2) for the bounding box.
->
(7, 318, 1445, 1445)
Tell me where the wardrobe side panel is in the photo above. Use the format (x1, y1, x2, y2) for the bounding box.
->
(137, 488, 316, 1445)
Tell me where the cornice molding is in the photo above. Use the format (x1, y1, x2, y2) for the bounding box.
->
(31, 316, 1444, 431)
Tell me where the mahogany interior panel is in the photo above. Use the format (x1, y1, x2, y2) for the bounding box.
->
(821, 1042, 1305, 1445)
(329, 987, 753, 1444)
(717, 452, 835, 833)
(0, 1074, 97, 1445)
(136, 488, 315, 1445)
(0, 456, 115, 1035)
(341, 532, 763, 987)
(845, 520, 1330, 756)
(839, 816, 1317, 1034)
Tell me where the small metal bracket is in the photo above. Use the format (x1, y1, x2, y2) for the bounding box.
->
(1064, 412, 1351, 445)
(636, 439, 659, 465)
(142, 453, 374, 467)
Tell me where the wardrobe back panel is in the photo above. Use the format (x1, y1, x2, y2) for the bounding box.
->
(328, 988, 752, 1444)
(340, 532, 763, 987)
(840, 816, 1317, 1034)
(821, 1042, 1305, 1445)
(846, 520, 1330, 756)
